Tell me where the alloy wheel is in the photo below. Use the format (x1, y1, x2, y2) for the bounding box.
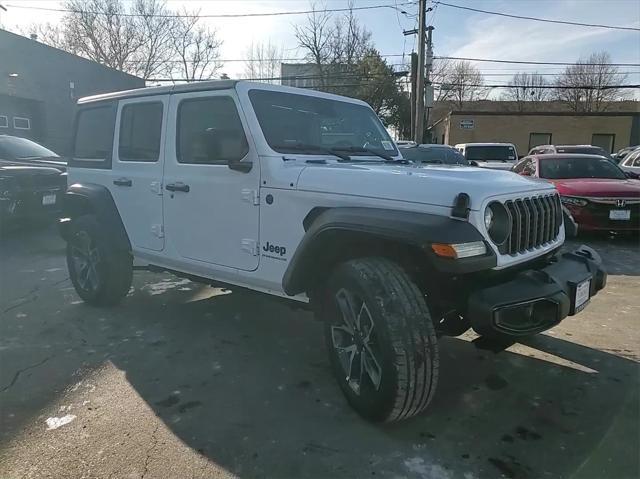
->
(70, 231, 100, 293)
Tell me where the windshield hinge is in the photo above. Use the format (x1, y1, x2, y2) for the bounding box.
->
(242, 189, 260, 205)
(241, 239, 259, 256)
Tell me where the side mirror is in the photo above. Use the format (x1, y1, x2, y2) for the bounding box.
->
(469, 160, 478, 167)
(228, 158, 252, 173)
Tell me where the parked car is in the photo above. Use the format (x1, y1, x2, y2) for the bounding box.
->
(0, 135, 67, 172)
(528, 144, 610, 158)
(618, 146, 640, 176)
(398, 143, 469, 165)
(395, 140, 417, 148)
(513, 153, 640, 232)
(612, 145, 639, 163)
(0, 135, 67, 226)
(454, 143, 518, 170)
(60, 80, 606, 422)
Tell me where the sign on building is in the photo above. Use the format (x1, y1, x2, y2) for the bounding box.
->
(459, 119, 475, 130)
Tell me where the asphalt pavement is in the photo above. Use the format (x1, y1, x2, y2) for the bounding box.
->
(0, 224, 638, 479)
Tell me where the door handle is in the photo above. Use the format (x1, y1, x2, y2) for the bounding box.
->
(165, 182, 190, 193)
(113, 177, 132, 187)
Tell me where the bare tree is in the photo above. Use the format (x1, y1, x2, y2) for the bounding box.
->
(243, 40, 284, 83)
(294, 1, 373, 90)
(503, 72, 549, 109)
(170, 9, 222, 82)
(19, 0, 222, 82)
(554, 52, 629, 112)
(436, 60, 488, 107)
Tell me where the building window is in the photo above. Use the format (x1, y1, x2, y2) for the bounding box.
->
(529, 132, 551, 150)
(592, 134, 615, 153)
(13, 117, 31, 130)
(177, 96, 248, 165)
(0, 116, 7, 128)
(118, 102, 163, 162)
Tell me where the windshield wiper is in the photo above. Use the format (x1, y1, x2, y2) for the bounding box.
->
(331, 145, 407, 163)
(272, 143, 351, 161)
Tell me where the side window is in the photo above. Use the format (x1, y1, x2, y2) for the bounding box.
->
(177, 96, 249, 165)
(118, 102, 163, 162)
(513, 158, 530, 173)
(523, 159, 537, 176)
(74, 104, 116, 163)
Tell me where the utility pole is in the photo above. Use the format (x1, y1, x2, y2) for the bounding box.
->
(410, 52, 418, 140)
(413, 0, 427, 143)
(424, 26, 435, 142)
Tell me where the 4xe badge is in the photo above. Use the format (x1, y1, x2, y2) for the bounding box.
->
(262, 241, 287, 260)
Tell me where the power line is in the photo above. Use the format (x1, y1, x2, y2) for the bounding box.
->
(3, 1, 417, 18)
(434, 1, 640, 32)
(435, 56, 640, 67)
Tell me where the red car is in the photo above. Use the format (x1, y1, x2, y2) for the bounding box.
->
(513, 154, 640, 232)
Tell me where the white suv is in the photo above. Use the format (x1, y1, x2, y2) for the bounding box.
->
(60, 81, 606, 422)
(455, 142, 518, 170)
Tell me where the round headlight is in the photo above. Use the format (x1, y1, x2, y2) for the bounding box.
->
(484, 207, 494, 230)
(485, 202, 511, 245)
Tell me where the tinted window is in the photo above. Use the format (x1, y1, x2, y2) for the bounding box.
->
(465, 145, 516, 162)
(249, 89, 398, 157)
(555, 146, 608, 157)
(119, 102, 163, 161)
(401, 146, 468, 165)
(539, 156, 626, 180)
(0, 136, 59, 160)
(513, 158, 530, 173)
(74, 105, 116, 160)
(177, 96, 248, 165)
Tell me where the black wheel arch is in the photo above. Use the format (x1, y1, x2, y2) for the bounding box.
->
(282, 207, 496, 296)
(60, 183, 130, 251)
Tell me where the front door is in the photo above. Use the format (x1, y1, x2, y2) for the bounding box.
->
(111, 97, 167, 251)
(163, 90, 260, 271)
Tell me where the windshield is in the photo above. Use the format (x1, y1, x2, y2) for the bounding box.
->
(556, 146, 608, 157)
(401, 146, 468, 165)
(0, 136, 59, 160)
(465, 145, 516, 162)
(249, 89, 398, 157)
(539, 156, 626, 180)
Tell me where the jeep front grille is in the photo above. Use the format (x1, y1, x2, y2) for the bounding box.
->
(501, 194, 562, 255)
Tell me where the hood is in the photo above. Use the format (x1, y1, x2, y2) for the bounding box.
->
(0, 161, 63, 177)
(550, 178, 640, 198)
(296, 162, 555, 210)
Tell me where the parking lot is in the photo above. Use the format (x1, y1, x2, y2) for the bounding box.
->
(0, 225, 638, 479)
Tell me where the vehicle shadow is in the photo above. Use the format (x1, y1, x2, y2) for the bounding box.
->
(1, 277, 638, 478)
(105, 282, 639, 478)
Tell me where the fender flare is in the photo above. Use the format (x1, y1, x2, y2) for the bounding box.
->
(282, 207, 496, 296)
(60, 183, 131, 251)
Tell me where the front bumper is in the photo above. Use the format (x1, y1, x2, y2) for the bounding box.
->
(466, 245, 606, 337)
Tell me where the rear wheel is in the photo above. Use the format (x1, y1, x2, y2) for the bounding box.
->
(320, 257, 439, 422)
(67, 214, 132, 306)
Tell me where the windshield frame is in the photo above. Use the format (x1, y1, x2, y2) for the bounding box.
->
(539, 155, 627, 180)
(247, 88, 399, 159)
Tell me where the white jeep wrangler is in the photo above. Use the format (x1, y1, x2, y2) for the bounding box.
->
(61, 80, 606, 422)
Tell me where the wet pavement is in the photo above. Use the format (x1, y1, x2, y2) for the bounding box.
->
(0, 225, 638, 479)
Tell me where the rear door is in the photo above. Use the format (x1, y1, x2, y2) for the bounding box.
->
(163, 89, 260, 271)
(111, 97, 167, 251)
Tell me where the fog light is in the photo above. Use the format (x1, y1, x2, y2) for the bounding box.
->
(431, 241, 487, 259)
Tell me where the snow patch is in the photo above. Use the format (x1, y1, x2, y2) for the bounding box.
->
(46, 415, 77, 430)
(404, 457, 451, 479)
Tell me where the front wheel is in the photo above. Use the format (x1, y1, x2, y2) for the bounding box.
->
(320, 257, 439, 422)
(66, 214, 132, 306)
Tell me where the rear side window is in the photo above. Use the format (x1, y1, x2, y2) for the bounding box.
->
(177, 96, 248, 165)
(118, 102, 163, 161)
(73, 104, 116, 166)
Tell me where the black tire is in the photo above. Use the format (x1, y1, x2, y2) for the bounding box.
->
(320, 257, 439, 422)
(66, 214, 132, 306)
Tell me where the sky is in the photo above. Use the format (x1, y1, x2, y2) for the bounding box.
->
(1, 0, 639, 90)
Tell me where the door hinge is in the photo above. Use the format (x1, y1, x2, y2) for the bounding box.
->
(151, 224, 164, 238)
(150, 181, 163, 195)
(241, 239, 259, 256)
(242, 188, 259, 205)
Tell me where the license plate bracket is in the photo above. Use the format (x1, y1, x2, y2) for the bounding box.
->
(571, 278, 591, 315)
(609, 209, 630, 220)
(42, 194, 57, 206)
